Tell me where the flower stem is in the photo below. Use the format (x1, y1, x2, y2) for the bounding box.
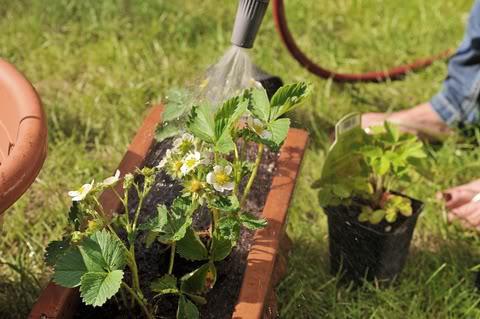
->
(168, 243, 176, 275)
(240, 144, 264, 206)
(121, 282, 154, 319)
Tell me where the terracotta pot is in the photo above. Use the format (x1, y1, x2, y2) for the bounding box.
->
(29, 105, 308, 319)
(0, 59, 47, 214)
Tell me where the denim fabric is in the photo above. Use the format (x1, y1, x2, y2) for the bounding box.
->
(431, 0, 480, 125)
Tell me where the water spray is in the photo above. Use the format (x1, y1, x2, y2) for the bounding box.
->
(201, 0, 281, 105)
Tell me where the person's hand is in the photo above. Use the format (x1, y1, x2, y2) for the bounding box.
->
(438, 179, 480, 230)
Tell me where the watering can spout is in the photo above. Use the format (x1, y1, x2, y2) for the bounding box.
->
(231, 0, 269, 49)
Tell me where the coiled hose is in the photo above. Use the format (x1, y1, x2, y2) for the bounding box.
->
(272, 0, 452, 83)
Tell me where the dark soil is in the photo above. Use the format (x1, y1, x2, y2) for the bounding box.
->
(75, 138, 279, 319)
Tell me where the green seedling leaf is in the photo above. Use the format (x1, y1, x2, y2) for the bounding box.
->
(177, 295, 200, 319)
(177, 227, 208, 261)
(247, 87, 270, 122)
(369, 210, 386, 224)
(385, 121, 400, 143)
(180, 263, 217, 294)
(269, 82, 310, 120)
(358, 206, 372, 223)
(53, 246, 88, 288)
(210, 232, 233, 261)
(187, 104, 215, 143)
(79, 229, 127, 272)
(386, 195, 413, 217)
(80, 270, 123, 307)
(239, 212, 267, 230)
(385, 208, 398, 223)
(372, 157, 390, 176)
(331, 184, 351, 198)
(45, 237, 72, 267)
(151, 274, 179, 296)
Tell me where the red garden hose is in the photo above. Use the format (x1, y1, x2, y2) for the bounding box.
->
(271, 0, 452, 83)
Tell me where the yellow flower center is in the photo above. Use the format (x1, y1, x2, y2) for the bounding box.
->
(189, 180, 203, 193)
(179, 141, 193, 154)
(173, 161, 183, 172)
(253, 123, 264, 133)
(215, 172, 229, 185)
(185, 158, 197, 168)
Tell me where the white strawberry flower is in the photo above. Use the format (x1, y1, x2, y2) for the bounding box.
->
(173, 133, 195, 155)
(247, 116, 272, 139)
(68, 180, 94, 201)
(102, 170, 121, 186)
(156, 149, 172, 169)
(206, 165, 234, 192)
(181, 151, 202, 175)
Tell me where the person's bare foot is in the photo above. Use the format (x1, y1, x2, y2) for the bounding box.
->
(362, 103, 451, 140)
(437, 179, 480, 230)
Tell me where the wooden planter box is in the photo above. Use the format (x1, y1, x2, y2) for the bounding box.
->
(29, 105, 308, 319)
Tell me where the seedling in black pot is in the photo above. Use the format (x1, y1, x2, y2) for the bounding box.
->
(312, 114, 427, 284)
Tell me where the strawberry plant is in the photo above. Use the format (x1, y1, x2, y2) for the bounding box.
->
(45, 82, 310, 318)
(313, 114, 427, 225)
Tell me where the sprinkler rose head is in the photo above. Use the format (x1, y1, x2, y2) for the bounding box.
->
(231, 0, 269, 48)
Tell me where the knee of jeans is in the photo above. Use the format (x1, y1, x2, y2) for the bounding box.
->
(464, 106, 480, 124)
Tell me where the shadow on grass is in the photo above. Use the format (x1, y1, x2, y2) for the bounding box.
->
(0, 248, 42, 319)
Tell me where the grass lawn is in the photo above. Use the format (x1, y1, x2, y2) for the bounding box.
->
(1, 0, 480, 318)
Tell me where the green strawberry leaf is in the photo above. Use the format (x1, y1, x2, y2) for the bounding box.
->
(177, 295, 200, 319)
(68, 202, 84, 231)
(177, 228, 208, 261)
(213, 96, 247, 153)
(217, 216, 241, 243)
(184, 293, 207, 305)
(140, 205, 168, 232)
(151, 274, 179, 296)
(180, 263, 217, 294)
(80, 270, 123, 307)
(53, 246, 88, 288)
(155, 121, 182, 143)
(269, 82, 310, 120)
(210, 232, 233, 261)
(150, 199, 194, 244)
(239, 212, 267, 230)
(163, 88, 193, 122)
(187, 104, 215, 143)
(214, 96, 247, 137)
(45, 237, 71, 267)
(215, 129, 236, 153)
(210, 195, 240, 213)
(79, 230, 127, 272)
(268, 118, 290, 146)
(247, 87, 270, 122)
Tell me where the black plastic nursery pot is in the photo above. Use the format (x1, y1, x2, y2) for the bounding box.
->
(324, 194, 424, 283)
